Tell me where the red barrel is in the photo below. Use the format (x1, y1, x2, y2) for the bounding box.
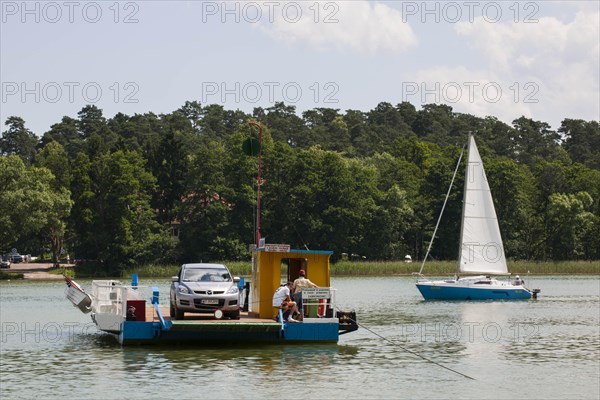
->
(126, 300, 146, 321)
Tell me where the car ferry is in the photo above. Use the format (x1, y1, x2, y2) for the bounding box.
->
(64, 245, 358, 345)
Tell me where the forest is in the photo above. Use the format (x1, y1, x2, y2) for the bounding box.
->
(1, 101, 599, 272)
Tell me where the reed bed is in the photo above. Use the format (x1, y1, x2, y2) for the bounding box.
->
(0, 271, 24, 280)
(123, 264, 180, 278)
(122, 261, 253, 278)
(119, 260, 599, 278)
(332, 260, 600, 276)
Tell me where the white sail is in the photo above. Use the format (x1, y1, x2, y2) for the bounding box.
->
(458, 135, 508, 275)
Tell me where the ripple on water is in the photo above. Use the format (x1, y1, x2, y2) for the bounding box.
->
(1, 276, 599, 400)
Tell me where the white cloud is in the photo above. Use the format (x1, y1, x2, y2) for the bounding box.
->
(455, 13, 598, 74)
(260, 1, 418, 53)
(410, 11, 600, 128)
(405, 65, 535, 125)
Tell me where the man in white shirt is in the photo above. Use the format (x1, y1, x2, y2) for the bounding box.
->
(272, 282, 299, 322)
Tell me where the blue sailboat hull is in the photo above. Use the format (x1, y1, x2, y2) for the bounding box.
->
(416, 282, 532, 300)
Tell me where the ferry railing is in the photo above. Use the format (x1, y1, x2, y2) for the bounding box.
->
(278, 308, 285, 333)
(151, 287, 171, 330)
(301, 287, 336, 319)
(91, 281, 149, 318)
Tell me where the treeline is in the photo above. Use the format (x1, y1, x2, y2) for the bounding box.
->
(1, 101, 599, 272)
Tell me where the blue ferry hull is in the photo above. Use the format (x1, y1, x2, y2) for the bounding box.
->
(118, 320, 341, 345)
(416, 283, 532, 300)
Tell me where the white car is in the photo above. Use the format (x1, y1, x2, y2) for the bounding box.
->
(170, 263, 241, 320)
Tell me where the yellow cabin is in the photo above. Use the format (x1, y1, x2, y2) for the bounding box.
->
(249, 247, 333, 319)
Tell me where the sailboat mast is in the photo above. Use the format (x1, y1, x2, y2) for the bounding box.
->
(457, 134, 472, 273)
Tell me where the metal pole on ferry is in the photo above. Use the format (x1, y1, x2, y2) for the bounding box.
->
(248, 121, 262, 246)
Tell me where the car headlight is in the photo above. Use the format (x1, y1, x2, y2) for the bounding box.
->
(227, 286, 239, 294)
(178, 286, 190, 294)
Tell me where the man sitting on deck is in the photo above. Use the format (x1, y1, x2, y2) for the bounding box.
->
(272, 282, 299, 322)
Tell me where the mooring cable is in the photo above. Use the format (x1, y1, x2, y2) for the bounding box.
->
(244, 291, 475, 380)
(339, 309, 476, 381)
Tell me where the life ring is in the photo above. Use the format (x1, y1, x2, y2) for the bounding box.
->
(214, 309, 224, 319)
(318, 298, 326, 317)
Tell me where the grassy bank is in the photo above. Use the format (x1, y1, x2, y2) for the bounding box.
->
(332, 260, 600, 276)
(47, 266, 75, 278)
(0, 270, 24, 280)
(123, 261, 252, 278)
(67, 260, 600, 279)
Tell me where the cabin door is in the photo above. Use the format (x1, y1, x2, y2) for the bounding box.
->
(287, 258, 307, 281)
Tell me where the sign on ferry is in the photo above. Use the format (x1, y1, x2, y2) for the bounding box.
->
(302, 288, 331, 299)
(264, 244, 290, 252)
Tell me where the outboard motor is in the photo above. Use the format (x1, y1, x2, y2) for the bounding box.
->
(337, 310, 358, 334)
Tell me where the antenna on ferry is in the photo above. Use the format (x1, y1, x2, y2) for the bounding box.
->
(246, 121, 263, 246)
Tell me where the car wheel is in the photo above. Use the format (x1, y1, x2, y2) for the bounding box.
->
(228, 309, 240, 320)
(175, 307, 185, 320)
(170, 301, 175, 318)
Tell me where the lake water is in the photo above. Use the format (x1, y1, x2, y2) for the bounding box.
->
(1, 276, 599, 399)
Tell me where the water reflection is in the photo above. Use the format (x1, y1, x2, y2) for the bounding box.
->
(119, 343, 356, 373)
(1, 276, 599, 400)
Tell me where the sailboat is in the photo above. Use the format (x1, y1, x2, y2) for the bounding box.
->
(416, 134, 540, 300)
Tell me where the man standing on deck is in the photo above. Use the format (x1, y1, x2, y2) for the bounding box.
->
(292, 268, 318, 317)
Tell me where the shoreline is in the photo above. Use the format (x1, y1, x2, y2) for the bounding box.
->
(0, 262, 65, 280)
(1, 261, 599, 281)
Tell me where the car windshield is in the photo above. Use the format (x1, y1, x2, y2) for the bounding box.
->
(182, 268, 232, 282)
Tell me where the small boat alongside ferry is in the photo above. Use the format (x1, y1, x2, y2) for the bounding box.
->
(64, 275, 92, 313)
(64, 246, 358, 345)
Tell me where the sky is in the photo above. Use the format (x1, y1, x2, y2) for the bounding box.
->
(1, 0, 599, 137)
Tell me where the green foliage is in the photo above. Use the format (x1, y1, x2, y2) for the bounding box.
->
(41, 116, 82, 158)
(0, 117, 38, 165)
(546, 192, 596, 260)
(3, 102, 599, 271)
(73, 261, 109, 277)
(0, 156, 72, 255)
(71, 150, 173, 273)
(36, 141, 71, 190)
(486, 157, 537, 259)
(560, 119, 600, 169)
(147, 127, 190, 224)
(512, 116, 565, 166)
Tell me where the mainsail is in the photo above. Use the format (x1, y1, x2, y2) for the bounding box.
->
(458, 135, 508, 275)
